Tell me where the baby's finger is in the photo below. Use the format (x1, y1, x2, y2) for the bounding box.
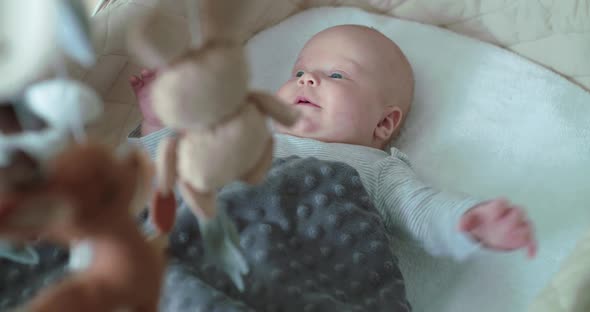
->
(494, 197, 510, 206)
(129, 75, 141, 86)
(522, 220, 537, 258)
(141, 69, 155, 78)
(129, 76, 143, 90)
(458, 210, 481, 232)
(506, 225, 536, 252)
(527, 239, 538, 258)
(500, 206, 525, 228)
(490, 198, 511, 220)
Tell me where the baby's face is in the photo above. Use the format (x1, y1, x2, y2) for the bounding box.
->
(276, 25, 411, 148)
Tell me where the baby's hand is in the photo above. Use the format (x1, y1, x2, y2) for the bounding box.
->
(459, 198, 537, 258)
(130, 69, 162, 136)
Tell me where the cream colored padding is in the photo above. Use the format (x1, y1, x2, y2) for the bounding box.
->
(80, 0, 589, 146)
(529, 229, 590, 312)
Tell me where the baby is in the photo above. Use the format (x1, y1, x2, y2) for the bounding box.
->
(130, 25, 536, 261)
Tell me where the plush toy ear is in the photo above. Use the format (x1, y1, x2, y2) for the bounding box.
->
(57, 0, 95, 67)
(127, 9, 189, 68)
(24, 79, 103, 133)
(198, 0, 246, 44)
(0, 1, 60, 99)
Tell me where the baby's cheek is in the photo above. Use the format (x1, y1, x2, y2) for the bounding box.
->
(276, 82, 293, 101)
(333, 109, 364, 129)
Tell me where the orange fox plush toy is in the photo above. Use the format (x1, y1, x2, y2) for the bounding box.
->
(0, 142, 164, 312)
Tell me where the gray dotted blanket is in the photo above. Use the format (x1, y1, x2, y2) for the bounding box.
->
(0, 156, 411, 312)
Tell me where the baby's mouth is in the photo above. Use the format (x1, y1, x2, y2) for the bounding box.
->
(295, 96, 321, 108)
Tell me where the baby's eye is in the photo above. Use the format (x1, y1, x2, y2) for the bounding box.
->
(329, 73, 343, 79)
(295, 71, 304, 77)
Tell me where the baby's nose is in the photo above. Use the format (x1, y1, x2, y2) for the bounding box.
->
(298, 73, 318, 87)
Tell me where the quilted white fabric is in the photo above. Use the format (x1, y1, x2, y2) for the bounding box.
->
(79, 0, 589, 145)
(86, 0, 590, 94)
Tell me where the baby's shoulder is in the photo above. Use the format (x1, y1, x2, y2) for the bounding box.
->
(370, 148, 416, 181)
(383, 147, 412, 167)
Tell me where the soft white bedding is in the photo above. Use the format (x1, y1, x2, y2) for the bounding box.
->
(81, 0, 590, 146)
(246, 7, 590, 312)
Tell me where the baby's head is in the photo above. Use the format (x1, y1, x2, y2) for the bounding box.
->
(276, 25, 414, 149)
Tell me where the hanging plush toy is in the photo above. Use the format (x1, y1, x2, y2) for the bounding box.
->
(0, 141, 164, 312)
(0, 1, 60, 99)
(0, 0, 102, 265)
(0, 0, 95, 99)
(529, 228, 590, 312)
(128, 0, 300, 291)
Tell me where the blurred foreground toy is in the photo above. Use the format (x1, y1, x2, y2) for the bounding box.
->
(128, 0, 299, 291)
(0, 79, 103, 265)
(0, 0, 96, 100)
(0, 0, 102, 265)
(0, 142, 164, 312)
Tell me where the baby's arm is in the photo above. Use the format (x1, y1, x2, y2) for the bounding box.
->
(376, 152, 535, 260)
(129, 69, 164, 136)
(128, 127, 176, 160)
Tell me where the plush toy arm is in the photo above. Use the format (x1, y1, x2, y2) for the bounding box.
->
(150, 136, 179, 234)
(155, 136, 178, 194)
(529, 228, 590, 312)
(248, 90, 300, 127)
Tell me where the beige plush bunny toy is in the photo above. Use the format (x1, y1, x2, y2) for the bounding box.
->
(128, 0, 299, 291)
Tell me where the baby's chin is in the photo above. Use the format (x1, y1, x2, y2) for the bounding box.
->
(272, 116, 320, 138)
(276, 121, 379, 148)
(273, 118, 330, 141)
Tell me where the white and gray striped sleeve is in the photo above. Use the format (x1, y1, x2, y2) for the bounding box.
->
(374, 151, 483, 260)
(128, 126, 176, 159)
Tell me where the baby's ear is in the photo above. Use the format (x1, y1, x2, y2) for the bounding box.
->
(374, 106, 403, 142)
